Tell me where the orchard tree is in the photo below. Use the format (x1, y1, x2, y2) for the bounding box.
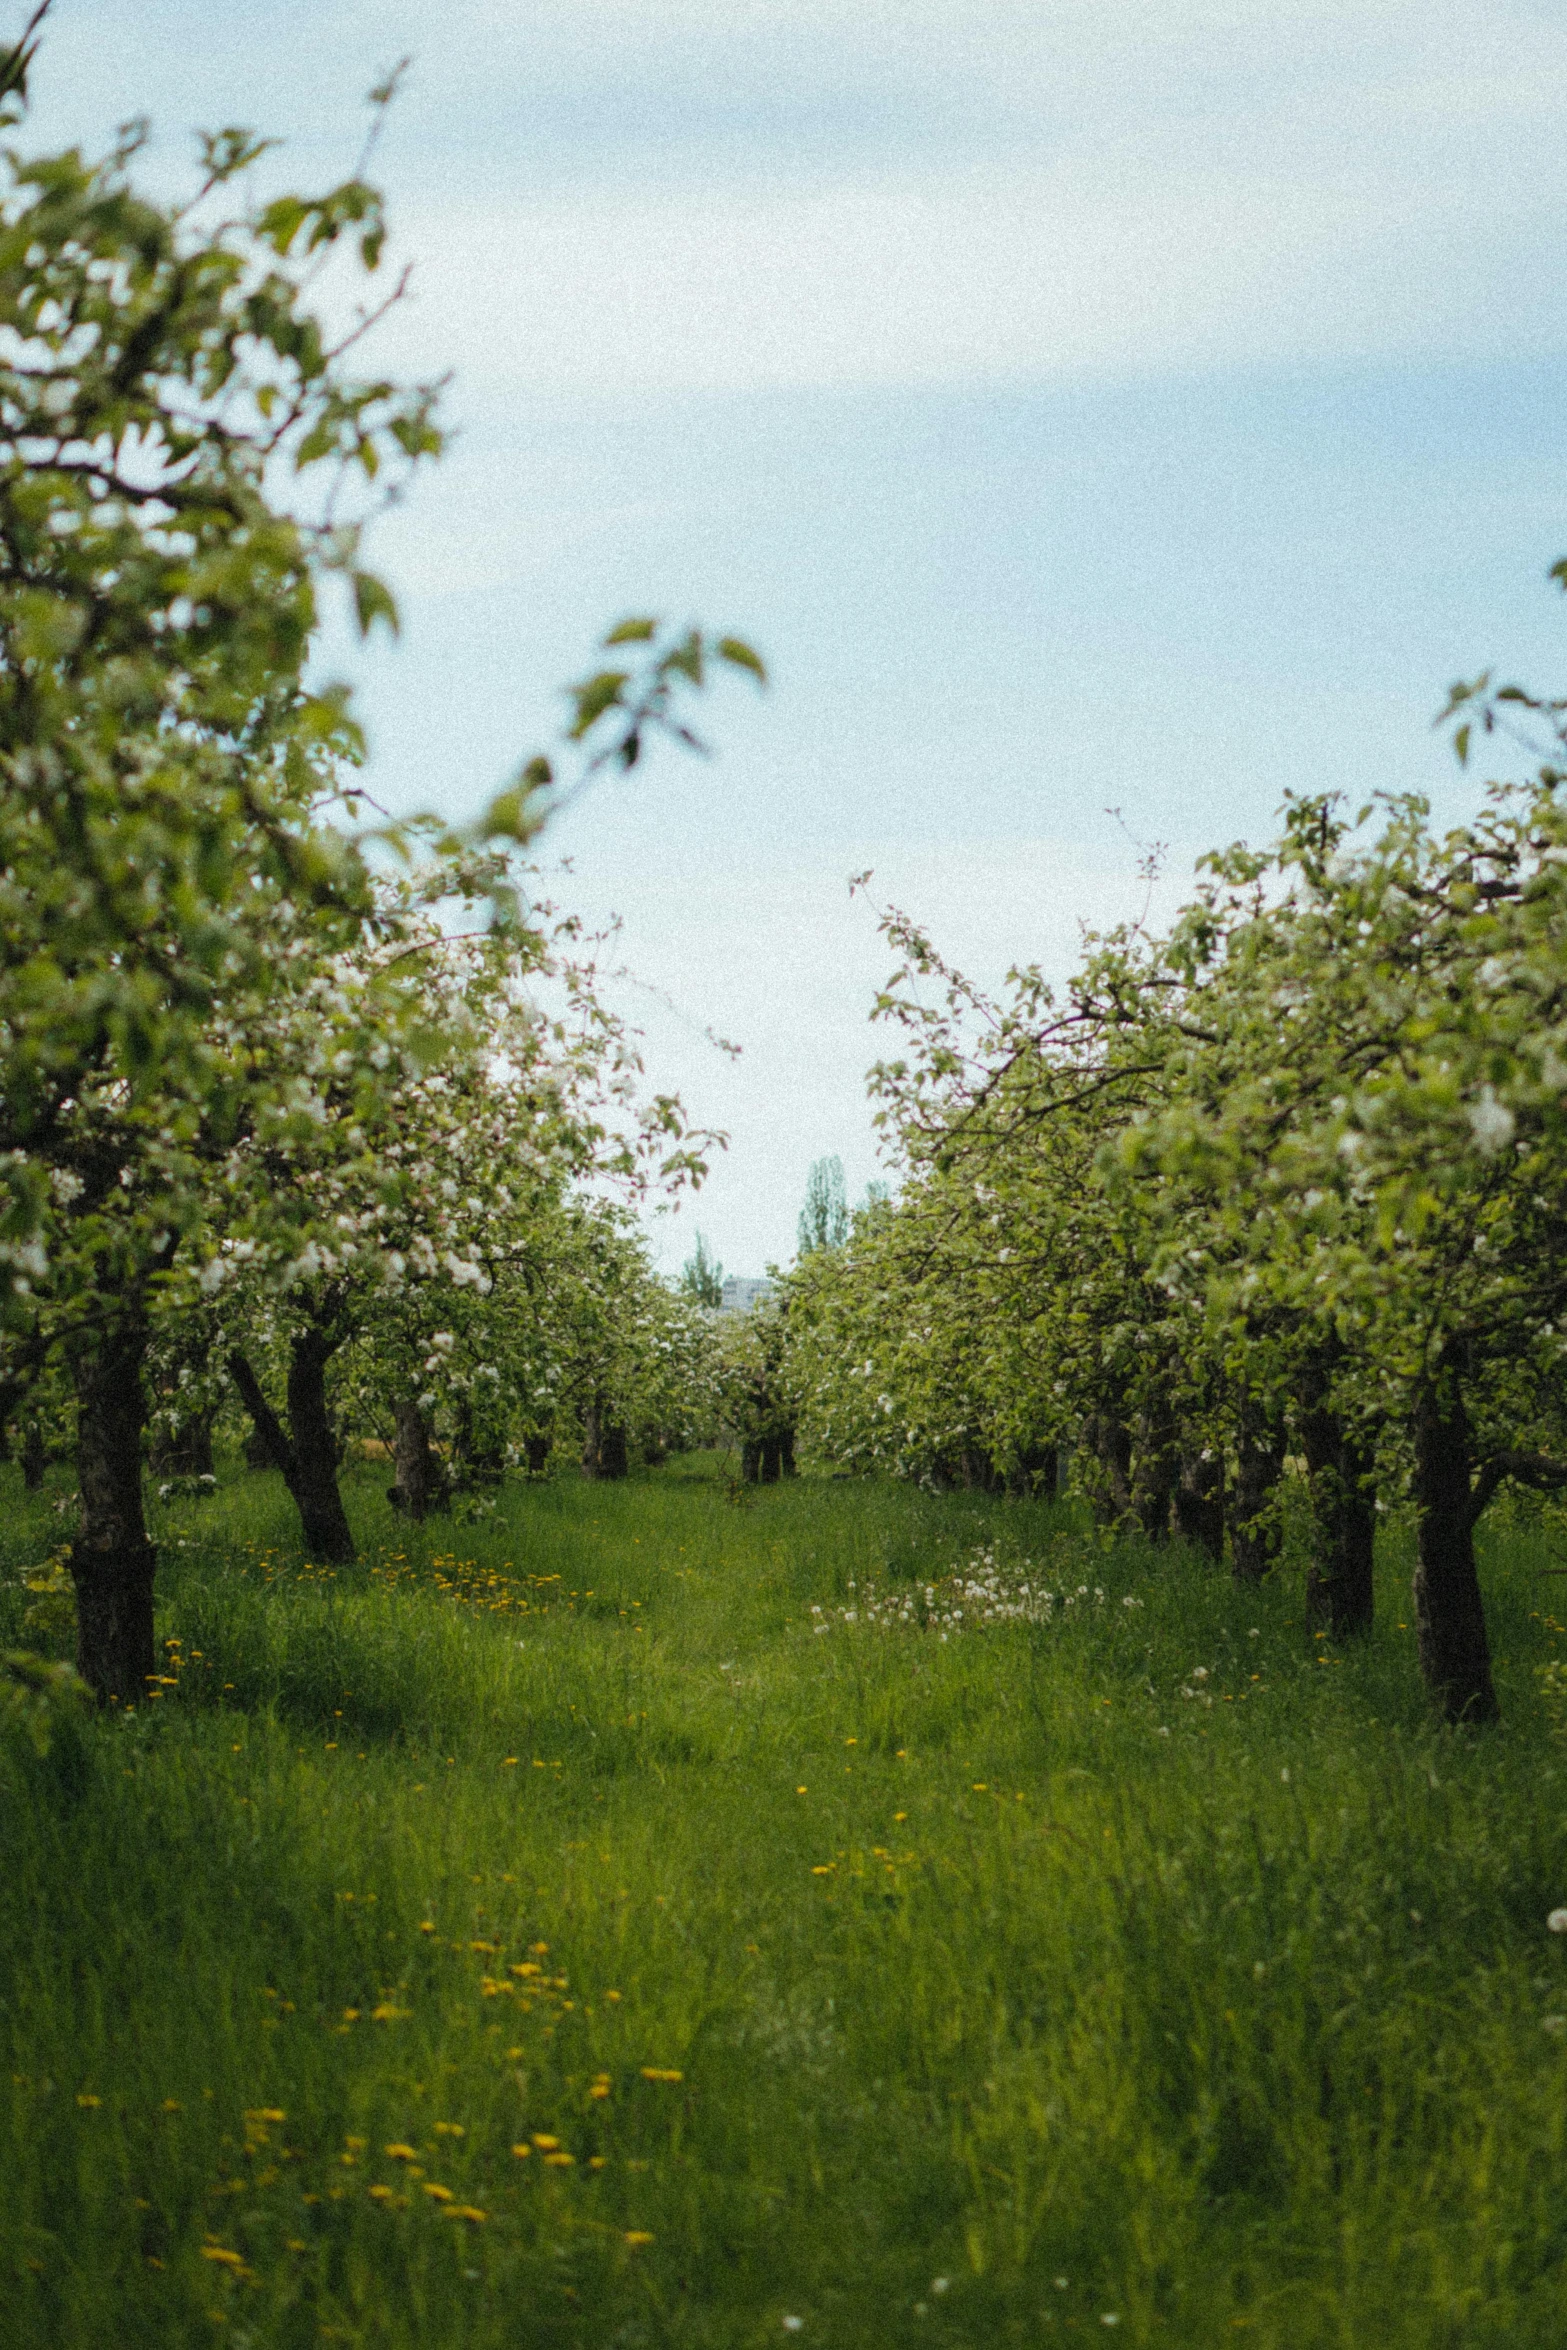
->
(0, 18, 762, 1699)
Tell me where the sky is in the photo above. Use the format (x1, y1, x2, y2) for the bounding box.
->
(25, 1, 1567, 1272)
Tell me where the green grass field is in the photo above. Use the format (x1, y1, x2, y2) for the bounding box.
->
(4, 1457, 1567, 2348)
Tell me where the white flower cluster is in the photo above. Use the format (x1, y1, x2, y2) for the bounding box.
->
(809, 1547, 1125, 1638)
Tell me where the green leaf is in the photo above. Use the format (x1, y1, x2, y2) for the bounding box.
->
(603, 617, 657, 647)
(569, 670, 628, 738)
(717, 636, 767, 684)
(351, 570, 400, 640)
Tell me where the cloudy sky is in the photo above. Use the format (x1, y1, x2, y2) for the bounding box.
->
(29, 1, 1567, 1270)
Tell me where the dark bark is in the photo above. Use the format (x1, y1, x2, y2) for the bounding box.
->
(524, 1433, 553, 1477)
(959, 1445, 1004, 1494)
(740, 1439, 761, 1484)
(580, 1401, 629, 1481)
(1131, 1402, 1179, 1544)
(759, 1436, 783, 1484)
(779, 1427, 797, 1478)
(452, 1394, 504, 1487)
(1174, 1448, 1226, 1563)
(68, 1319, 158, 1706)
(1085, 1413, 1134, 1526)
(229, 1329, 357, 1563)
(1298, 1370, 1376, 1638)
(20, 1420, 46, 1492)
(389, 1399, 448, 1522)
(1230, 1412, 1286, 1584)
(150, 1411, 215, 1481)
(1411, 1368, 1498, 1725)
(1006, 1443, 1060, 1502)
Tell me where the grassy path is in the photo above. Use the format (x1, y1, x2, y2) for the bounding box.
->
(3, 1459, 1567, 2347)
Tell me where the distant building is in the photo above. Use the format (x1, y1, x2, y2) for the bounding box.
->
(719, 1275, 773, 1315)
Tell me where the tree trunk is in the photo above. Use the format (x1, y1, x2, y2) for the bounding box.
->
(779, 1427, 798, 1478)
(68, 1319, 158, 1706)
(524, 1433, 552, 1476)
(1006, 1444, 1060, 1502)
(581, 1400, 629, 1481)
(390, 1399, 447, 1522)
(1411, 1369, 1498, 1725)
(1174, 1447, 1226, 1563)
(1298, 1370, 1376, 1638)
(20, 1420, 46, 1492)
(1231, 1409, 1285, 1584)
(1085, 1413, 1134, 1526)
(151, 1411, 215, 1480)
(741, 1439, 761, 1484)
(229, 1328, 356, 1563)
(760, 1436, 782, 1484)
(1131, 1402, 1179, 1544)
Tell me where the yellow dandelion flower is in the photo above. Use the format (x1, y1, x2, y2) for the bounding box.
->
(510, 2143, 533, 2158)
(433, 2122, 464, 2136)
(624, 2231, 654, 2246)
(384, 2144, 418, 2161)
(368, 2184, 394, 2202)
(531, 2133, 559, 2149)
(543, 2151, 575, 2167)
(421, 2182, 452, 2201)
(76, 2093, 101, 2108)
(640, 2067, 683, 2083)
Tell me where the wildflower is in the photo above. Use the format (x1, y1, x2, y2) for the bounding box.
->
(1549, 1910, 1567, 1934)
(783, 2321, 804, 2334)
(624, 2230, 654, 2246)
(531, 2134, 560, 2149)
(76, 2093, 101, 2108)
(368, 2184, 395, 2201)
(442, 2205, 487, 2222)
(433, 2122, 465, 2137)
(640, 2067, 683, 2083)
(385, 2144, 418, 2161)
(201, 2246, 246, 2268)
(543, 2150, 575, 2166)
(421, 2183, 453, 2201)
(510, 2143, 533, 2158)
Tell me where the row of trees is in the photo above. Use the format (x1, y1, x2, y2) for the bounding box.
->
(777, 698, 1567, 1723)
(0, 21, 761, 1701)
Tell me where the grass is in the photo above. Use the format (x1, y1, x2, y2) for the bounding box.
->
(3, 1456, 1567, 2348)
